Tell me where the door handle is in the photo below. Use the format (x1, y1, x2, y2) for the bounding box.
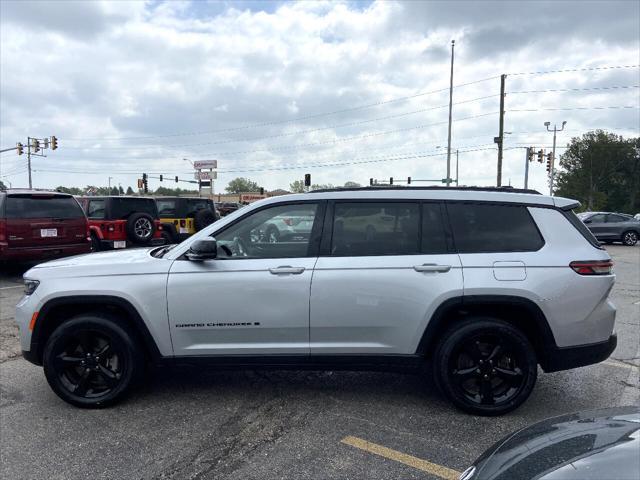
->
(413, 264, 451, 273)
(269, 266, 305, 275)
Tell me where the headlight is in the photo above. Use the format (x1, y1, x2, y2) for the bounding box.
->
(24, 279, 40, 296)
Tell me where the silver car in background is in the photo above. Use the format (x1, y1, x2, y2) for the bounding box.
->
(579, 211, 640, 246)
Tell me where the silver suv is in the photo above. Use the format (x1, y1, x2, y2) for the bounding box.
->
(16, 187, 617, 415)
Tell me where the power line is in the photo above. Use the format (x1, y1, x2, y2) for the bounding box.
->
(510, 105, 639, 113)
(62, 76, 500, 143)
(61, 94, 502, 152)
(509, 64, 639, 76)
(508, 85, 640, 94)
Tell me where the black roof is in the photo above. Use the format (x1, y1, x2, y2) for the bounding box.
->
(309, 186, 542, 195)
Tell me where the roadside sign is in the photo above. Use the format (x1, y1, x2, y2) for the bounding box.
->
(193, 160, 217, 169)
(195, 171, 217, 180)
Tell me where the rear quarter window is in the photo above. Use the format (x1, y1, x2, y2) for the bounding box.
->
(447, 203, 544, 253)
(5, 195, 85, 219)
(110, 198, 159, 219)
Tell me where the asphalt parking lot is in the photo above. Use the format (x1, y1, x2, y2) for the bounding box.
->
(1, 245, 638, 480)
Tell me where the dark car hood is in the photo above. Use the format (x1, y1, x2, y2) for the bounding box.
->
(472, 406, 640, 480)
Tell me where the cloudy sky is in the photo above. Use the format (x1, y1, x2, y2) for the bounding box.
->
(1, 0, 638, 194)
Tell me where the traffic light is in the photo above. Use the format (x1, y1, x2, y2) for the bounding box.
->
(304, 173, 311, 187)
(537, 149, 544, 163)
(407, 176, 411, 184)
(175, 176, 179, 183)
(546, 158, 551, 173)
(159, 174, 163, 182)
(50, 136, 58, 150)
(142, 173, 148, 193)
(33, 139, 40, 153)
(369, 178, 374, 186)
(527, 147, 534, 162)
(260, 187, 265, 195)
(16, 142, 23, 155)
(389, 177, 393, 185)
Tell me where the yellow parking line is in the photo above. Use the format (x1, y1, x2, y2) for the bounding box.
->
(341, 435, 461, 480)
(603, 360, 640, 370)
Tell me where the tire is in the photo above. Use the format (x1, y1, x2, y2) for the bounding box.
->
(126, 213, 155, 244)
(42, 314, 142, 408)
(622, 230, 638, 246)
(194, 209, 216, 231)
(161, 231, 174, 244)
(433, 317, 537, 416)
(265, 225, 280, 243)
(90, 233, 101, 252)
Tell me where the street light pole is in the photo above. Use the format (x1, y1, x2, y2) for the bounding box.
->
(446, 40, 455, 187)
(108, 176, 113, 193)
(544, 121, 566, 196)
(455, 149, 459, 186)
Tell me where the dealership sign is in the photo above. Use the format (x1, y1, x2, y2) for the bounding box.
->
(193, 160, 218, 169)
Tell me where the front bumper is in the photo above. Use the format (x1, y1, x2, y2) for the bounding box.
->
(541, 333, 617, 372)
(100, 237, 165, 249)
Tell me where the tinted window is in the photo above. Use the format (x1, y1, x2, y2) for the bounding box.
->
(607, 214, 627, 223)
(448, 203, 544, 253)
(588, 214, 607, 223)
(185, 199, 209, 216)
(87, 199, 106, 219)
(332, 202, 420, 256)
(5, 195, 85, 219)
(215, 203, 318, 258)
(563, 210, 603, 249)
(422, 203, 448, 254)
(110, 198, 158, 219)
(156, 199, 176, 216)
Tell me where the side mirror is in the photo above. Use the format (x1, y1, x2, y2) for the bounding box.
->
(583, 219, 592, 224)
(186, 237, 217, 261)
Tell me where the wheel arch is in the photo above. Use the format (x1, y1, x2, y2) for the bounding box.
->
(30, 295, 162, 365)
(89, 225, 103, 240)
(416, 295, 557, 369)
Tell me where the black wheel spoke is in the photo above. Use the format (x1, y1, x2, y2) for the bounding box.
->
(96, 343, 113, 359)
(494, 366, 523, 386)
(97, 365, 118, 388)
(453, 366, 479, 381)
(55, 354, 84, 369)
(76, 331, 93, 354)
(479, 379, 495, 405)
(487, 344, 503, 361)
(74, 370, 92, 396)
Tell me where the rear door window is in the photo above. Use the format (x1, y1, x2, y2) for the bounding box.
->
(447, 203, 544, 253)
(87, 199, 106, 219)
(331, 202, 420, 256)
(186, 199, 209, 216)
(5, 195, 85, 219)
(156, 199, 177, 216)
(606, 214, 627, 223)
(421, 203, 448, 254)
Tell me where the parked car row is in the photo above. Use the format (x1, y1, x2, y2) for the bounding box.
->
(578, 211, 640, 246)
(1, 190, 221, 262)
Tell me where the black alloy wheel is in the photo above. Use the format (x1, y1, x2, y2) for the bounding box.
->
(434, 318, 537, 416)
(622, 231, 638, 246)
(43, 315, 141, 408)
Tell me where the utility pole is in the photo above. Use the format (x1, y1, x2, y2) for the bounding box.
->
(495, 74, 506, 186)
(27, 136, 32, 189)
(455, 149, 459, 186)
(446, 40, 455, 187)
(544, 121, 566, 196)
(108, 176, 113, 193)
(524, 147, 531, 189)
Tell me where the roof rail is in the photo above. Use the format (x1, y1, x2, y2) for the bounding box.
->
(309, 186, 542, 195)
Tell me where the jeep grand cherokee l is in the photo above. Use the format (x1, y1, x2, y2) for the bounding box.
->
(0, 189, 90, 263)
(16, 187, 616, 415)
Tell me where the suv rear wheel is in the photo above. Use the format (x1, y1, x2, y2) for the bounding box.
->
(43, 314, 142, 408)
(433, 317, 537, 416)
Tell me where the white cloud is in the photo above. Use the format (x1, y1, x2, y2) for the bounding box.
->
(1, 0, 638, 194)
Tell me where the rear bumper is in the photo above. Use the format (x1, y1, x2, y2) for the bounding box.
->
(0, 243, 91, 262)
(541, 333, 617, 372)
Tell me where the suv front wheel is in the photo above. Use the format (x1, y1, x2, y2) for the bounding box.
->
(43, 314, 142, 408)
(433, 317, 537, 416)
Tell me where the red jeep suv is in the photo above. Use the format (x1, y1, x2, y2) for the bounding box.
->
(0, 189, 91, 263)
(77, 196, 165, 251)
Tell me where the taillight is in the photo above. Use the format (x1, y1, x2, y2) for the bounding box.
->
(0, 219, 5, 242)
(570, 260, 613, 275)
(108, 225, 115, 232)
(180, 220, 186, 227)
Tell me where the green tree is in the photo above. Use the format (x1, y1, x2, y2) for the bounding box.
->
(555, 130, 639, 213)
(311, 183, 333, 190)
(118, 185, 125, 195)
(226, 177, 261, 193)
(289, 180, 305, 193)
(55, 186, 83, 195)
(0, 180, 7, 190)
(343, 181, 361, 188)
(126, 186, 134, 195)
